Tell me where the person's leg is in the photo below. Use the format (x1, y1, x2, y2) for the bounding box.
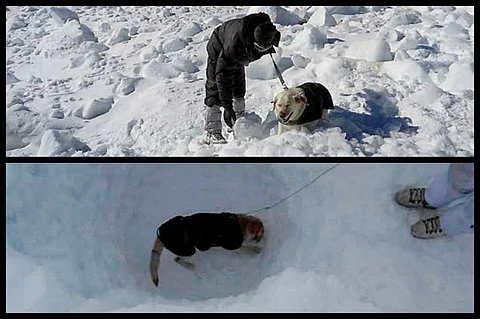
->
(425, 163, 474, 208)
(438, 191, 474, 236)
(232, 66, 246, 119)
(204, 105, 222, 134)
(203, 56, 227, 144)
(395, 163, 474, 209)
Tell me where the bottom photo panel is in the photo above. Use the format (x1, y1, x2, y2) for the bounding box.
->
(6, 162, 474, 313)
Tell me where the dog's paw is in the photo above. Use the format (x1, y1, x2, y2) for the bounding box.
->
(241, 245, 262, 255)
(174, 257, 196, 271)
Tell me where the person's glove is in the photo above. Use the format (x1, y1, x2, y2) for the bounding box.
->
(223, 105, 236, 128)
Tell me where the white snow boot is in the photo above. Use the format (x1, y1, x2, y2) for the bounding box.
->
(395, 187, 436, 209)
(411, 215, 446, 239)
(205, 132, 227, 145)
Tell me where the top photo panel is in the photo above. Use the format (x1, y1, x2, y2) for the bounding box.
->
(6, 6, 474, 157)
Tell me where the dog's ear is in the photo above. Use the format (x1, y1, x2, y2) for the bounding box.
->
(271, 97, 277, 110)
(294, 92, 307, 105)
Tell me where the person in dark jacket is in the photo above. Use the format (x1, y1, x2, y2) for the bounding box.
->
(149, 212, 265, 287)
(203, 12, 281, 144)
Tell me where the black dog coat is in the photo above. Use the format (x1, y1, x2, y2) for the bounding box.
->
(284, 82, 335, 126)
(156, 212, 244, 257)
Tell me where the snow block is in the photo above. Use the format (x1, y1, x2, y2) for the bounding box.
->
(179, 21, 203, 37)
(82, 97, 114, 119)
(307, 7, 337, 27)
(6, 71, 20, 84)
(161, 37, 188, 53)
(290, 25, 327, 51)
(139, 46, 159, 62)
(37, 129, 90, 156)
(172, 58, 200, 73)
(345, 39, 393, 62)
(325, 6, 367, 15)
(387, 9, 422, 27)
(248, 6, 303, 26)
(107, 28, 131, 46)
(441, 61, 474, 93)
(141, 60, 181, 79)
(48, 7, 79, 25)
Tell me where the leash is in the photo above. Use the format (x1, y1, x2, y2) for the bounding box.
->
(247, 163, 340, 214)
(269, 53, 289, 91)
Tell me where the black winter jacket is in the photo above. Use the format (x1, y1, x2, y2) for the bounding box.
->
(207, 13, 281, 107)
(156, 212, 244, 257)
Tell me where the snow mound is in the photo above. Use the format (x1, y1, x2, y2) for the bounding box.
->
(141, 60, 181, 80)
(387, 9, 422, 27)
(114, 77, 140, 96)
(307, 7, 337, 27)
(139, 46, 159, 62)
(248, 6, 304, 26)
(107, 28, 131, 46)
(48, 6, 79, 25)
(441, 61, 474, 93)
(391, 31, 429, 52)
(172, 58, 200, 73)
(6, 71, 20, 84)
(7, 16, 27, 31)
(233, 112, 266, 140)
(179, 21, 203, 38)
(290, 25, 327, 51)
(161, 37, 188, 53)
(442, 22, 470, 40)
(246, 51, 293, 80)
(382, 60, 432, 84)
(326, 6, 367, 15)
(6, 108, 41, 151)
(78, 97, 115, 119)
(34, 20, 98, 58)
(291, 54, 311, 69)
(37, 129, 91, 156)
(79, 41, 109, 54)
(345, 39, 393, 62)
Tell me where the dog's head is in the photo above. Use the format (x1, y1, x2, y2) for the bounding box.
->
(273, 87, 308, 124)
(238, 214, 265, 243)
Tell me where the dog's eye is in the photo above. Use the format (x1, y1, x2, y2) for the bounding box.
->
(270, 101, 274, 104)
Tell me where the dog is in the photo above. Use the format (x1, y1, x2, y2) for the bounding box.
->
(273, 82, 334, 134)
(149, 212, 264, 288)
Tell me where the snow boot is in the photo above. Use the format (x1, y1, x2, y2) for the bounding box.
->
(411, 215, 446, 239)
(205, 132, 227, 145)
(395, 187, 436, 209)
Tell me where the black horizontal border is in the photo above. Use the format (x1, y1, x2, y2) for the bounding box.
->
(4, 156, 475, 164)
(5, 2, 477, 6)
(4, 310, 476, 315)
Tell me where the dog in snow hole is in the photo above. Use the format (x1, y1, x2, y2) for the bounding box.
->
(273, 82, 335, 134)
(149, 212, 265, 288)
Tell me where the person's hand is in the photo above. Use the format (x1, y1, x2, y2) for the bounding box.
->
(223, 105, 236, 128)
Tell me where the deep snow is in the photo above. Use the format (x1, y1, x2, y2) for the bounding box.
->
(5, 6, 474, 156)
(6, 163, 474, 312)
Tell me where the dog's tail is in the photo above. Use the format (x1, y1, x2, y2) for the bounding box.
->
(149, 237, 164, 288)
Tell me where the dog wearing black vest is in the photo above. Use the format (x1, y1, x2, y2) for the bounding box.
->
(149, 212, 264, 288)
(273, 82, 335, 134)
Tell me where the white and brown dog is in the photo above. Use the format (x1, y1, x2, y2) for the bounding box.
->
(149, 212, 264, 288)
(273, 82, 334, 134)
